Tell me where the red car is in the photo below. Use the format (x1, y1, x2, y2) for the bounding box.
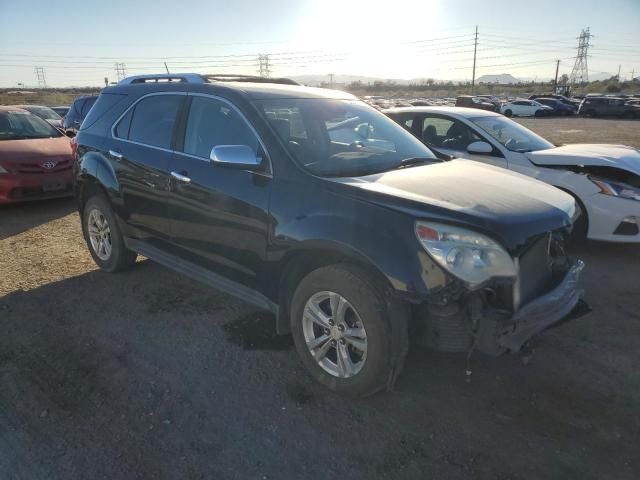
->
(0, 106, 74, 204)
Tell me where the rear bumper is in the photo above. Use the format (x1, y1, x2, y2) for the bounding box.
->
(498, 260, 585, 352)
(0, 172, 73, 204)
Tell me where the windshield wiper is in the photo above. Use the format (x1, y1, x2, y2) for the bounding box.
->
(393, 157, 434, 170)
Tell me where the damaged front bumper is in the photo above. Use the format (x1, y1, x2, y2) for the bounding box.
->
(417, 260, 589, 355)
(497, 259, 585, 352)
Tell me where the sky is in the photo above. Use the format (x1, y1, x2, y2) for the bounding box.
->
(0, 0, 638, 87)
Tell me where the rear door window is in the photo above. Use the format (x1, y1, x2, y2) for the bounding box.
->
(126, 94, 183, 149)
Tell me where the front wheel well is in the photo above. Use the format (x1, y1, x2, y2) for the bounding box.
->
(556, 187, 589, 240)
(275, 249, 392, 334)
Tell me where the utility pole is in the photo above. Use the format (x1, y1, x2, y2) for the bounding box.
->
(114, 63, 127, 82)
(631, 69, 636, 81)
(569, 27, 592, 86)
(257, 54, 271, 77)
(329, 73, 334, 88)
(471, 25, 478, 94)
(553, 59, 560, 88)
(616, 64, 621, 81)
(34, 67, 46, 88)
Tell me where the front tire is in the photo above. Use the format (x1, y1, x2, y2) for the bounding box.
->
(290, 264, 408, 397)
(504, 109, 513, 117)
(564, 192, 588, 244)
(82, 194, 137, 272)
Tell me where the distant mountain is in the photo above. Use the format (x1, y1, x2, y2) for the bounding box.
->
(290, 74, 408, 86)
(476, 74, 519, 84)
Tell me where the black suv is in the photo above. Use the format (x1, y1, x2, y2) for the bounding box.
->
(63, 94, 98, 136)
(455, 95, 497, 112)
(73, 73, 585, 397)
(578, 96, 640, 118)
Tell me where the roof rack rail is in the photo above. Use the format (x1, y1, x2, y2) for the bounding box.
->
(118, 73, 206, 85)
(117, 73, 301, 86)
(202, 74, 300, 86)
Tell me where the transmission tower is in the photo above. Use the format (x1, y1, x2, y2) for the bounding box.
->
(257, 54, 271, 77)
(114, 63, 127, 81)
(34, 67, 47, 88)
(569, 28, 592, 85)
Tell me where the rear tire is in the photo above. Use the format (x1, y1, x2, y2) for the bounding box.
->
(82, 194, 137, 272)
(290, 264, 408, 397)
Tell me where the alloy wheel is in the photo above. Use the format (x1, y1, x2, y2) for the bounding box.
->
(302, 291, 367, 378)
(87, 208, 112, 261)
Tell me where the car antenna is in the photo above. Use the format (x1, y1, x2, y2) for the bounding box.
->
(164, 62, 170, 74)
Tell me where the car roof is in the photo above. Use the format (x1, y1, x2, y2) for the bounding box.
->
(105, 79, 356, 101)
(0, 105, 30, 112)
(383, 106, 502, 118)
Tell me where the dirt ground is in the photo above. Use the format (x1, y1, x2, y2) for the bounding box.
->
(1, 120, 640, 479)
(514, 116, 640, 148)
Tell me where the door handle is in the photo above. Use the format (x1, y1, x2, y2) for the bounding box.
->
(170, 171, 191, 183)
(108, 150, 123, 160)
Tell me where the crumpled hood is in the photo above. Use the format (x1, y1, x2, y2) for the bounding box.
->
(0, 136, 71, 162)
(330, 160, 575, 250)
(526, 144, 640, 175)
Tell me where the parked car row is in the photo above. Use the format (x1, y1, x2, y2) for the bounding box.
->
(455, 94, 639, 119)
(3, 73, 639, 397)
(577, 96, 640, 118)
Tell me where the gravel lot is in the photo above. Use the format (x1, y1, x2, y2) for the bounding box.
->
(514, 116, 640, 148)
(1, 118, 639, 479)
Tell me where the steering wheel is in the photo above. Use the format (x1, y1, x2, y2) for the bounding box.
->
(504, 138, 517, 149)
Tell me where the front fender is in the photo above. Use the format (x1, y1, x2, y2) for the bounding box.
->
(270, 207, 450, 301)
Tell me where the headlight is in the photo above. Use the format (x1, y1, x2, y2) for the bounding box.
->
(0, 165, 7, 174)
(415, 221, 517, 287)
(590, 176, 640, 202)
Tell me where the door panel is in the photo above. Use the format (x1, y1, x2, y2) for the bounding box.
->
(418, 115, 508, 168)
(166, 95, 272, 288)
(110, 93, 185, 243)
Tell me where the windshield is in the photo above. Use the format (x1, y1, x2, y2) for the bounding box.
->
(24, 106, 61, 120)
(0, 111, 63, 140)
(469, 115, 554, 153)
(256, 98, 436, 177)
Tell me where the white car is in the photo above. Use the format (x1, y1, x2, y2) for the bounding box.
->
(385, 106, 640, 242)
(499, 99, 552, 117)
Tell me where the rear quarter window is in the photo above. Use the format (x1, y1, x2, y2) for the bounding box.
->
(80, 94, 127, 131)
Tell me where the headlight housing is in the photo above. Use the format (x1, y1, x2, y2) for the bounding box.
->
(590, 176, 640, 202)
(415, 221, 517, 287)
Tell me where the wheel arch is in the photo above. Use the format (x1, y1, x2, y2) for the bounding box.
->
(272, 242, 397, 335)
(76, 150, 120, 214)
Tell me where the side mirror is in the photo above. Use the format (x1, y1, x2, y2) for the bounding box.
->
(210, 145, 261, 169)
(467, 141, 493, 154)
